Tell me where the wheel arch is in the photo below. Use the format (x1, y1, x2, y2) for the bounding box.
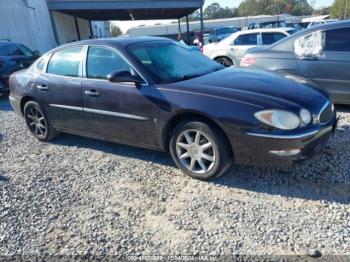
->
(20, 96, 35, 115)
(162, 111, 233, 156)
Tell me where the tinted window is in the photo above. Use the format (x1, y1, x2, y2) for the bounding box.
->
(325, 27, 350, 52)
(87, 47, 131, 79)
(234, 34, 258, 45)
(262, 32, 286, 45)
(47, 47, 83, 77)
(4, 44, 24, 56)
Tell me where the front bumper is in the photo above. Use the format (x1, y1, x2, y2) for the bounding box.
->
(233, 119, 337, 168)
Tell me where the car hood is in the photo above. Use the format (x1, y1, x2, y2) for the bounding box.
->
(164, 68, 329, 113)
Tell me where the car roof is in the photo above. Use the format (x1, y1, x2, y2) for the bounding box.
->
(51, 36, 172, 52)
(238, 27, 294, 34)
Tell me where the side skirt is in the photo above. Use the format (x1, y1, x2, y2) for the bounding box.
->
(54, 126, 164, 152)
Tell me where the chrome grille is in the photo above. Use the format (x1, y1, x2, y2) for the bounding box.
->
(318, 102, 334, 124)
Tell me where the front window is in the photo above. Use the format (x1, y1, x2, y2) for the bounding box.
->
(128, 41, 223, 83)
(87, 46, 131, 80)
(261, 33, 287, 45)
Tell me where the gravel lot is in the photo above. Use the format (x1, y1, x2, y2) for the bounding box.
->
(0, 96, 349, 259)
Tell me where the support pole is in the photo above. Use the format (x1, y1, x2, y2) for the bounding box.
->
(49, 11, 59, 45)
(186, 15, 190, 45)
(89, 20, 93, 39)
(74, 17, 81, 41)
(177, 18, 182, 41)
(200, 4, 204, 46)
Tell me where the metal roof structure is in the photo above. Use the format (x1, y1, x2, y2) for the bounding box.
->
(46, 0, 204, 20)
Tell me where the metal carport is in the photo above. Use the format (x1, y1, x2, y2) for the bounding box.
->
(46, 0, 204, 44)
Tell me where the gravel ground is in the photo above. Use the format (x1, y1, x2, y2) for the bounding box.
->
(0, 96, 349, 259)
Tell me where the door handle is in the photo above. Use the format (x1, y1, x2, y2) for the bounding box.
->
(36, 84, 48, 91)
(85, 90, 100, 97)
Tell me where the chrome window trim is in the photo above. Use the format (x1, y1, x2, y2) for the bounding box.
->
(49, 104, 148, 121)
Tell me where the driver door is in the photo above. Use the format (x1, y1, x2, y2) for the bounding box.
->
(230, 33, 259, 63)
(81, 46, 157, 146)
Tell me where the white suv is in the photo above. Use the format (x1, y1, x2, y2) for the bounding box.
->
(203, 28, 295, 66)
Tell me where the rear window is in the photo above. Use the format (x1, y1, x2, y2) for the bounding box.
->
(325, 27, 350, 52)
(262, 32, 287, 45)
(47, 47, 83, 77)
(234, 33, 258, 45)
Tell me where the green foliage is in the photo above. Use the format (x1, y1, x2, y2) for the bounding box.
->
(331, 0, 350, 18)
(238, 0, 313, 17)
(110, 24, 123, 37)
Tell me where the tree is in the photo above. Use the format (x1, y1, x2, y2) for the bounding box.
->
(238, 0, 312, 16)
(110, 24, 123, 37)
(331, 0, 350, 19)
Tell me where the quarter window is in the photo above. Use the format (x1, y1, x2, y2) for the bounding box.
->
(47, 47, 83, 77)
(325, 27, 350, 52)
(234, 34, 258, 45)
(262, 33, 286, 45)
(87, 46, 131, 79)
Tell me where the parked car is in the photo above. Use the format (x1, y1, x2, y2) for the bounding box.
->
(307, 19, 338, 28)
(207, 26, 240, 43)
(0, 40, 39, 95)
(203, 28, 295, 66)
(9, 37, 336, 180)
(241, 20, 350, 104)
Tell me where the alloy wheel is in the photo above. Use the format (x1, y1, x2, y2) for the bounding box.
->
(176, 129, 216, 174)
(25, 105, 48, 139)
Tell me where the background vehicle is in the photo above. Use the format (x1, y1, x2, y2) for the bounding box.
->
(307, 19, 338, 28)
(241, 20, 350, 104)
(0, 40, 39, 95)
(9, 37, 336, 180)
(203, 28, 294, 66)
(207, 26, 240, 43)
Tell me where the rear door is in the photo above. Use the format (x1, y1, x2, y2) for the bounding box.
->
(33, 46, 86, 131)
(296, 27, 350, 103)
(230, 33, 259, 63)
(261, 32, 288, 46)
(81, 45, 156, 146)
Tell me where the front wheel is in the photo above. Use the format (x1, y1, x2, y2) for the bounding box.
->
(24, 101, 59, 141)
(169, 121, 232, 180)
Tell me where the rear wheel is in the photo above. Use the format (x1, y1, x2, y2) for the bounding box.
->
(169, 121, 232, 180)
(24, 101, 59, 141)
(214, 57, 233, 67)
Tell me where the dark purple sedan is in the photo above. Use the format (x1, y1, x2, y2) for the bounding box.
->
(9, 37, 337, 180)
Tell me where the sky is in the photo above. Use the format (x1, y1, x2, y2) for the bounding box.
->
(113, 0, 335, 33)
(204, 0, 335, 9)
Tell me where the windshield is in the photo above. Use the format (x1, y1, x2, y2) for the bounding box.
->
(18, 44, 35, 57)
(128, 41, 223, 83)
(216, 27, 237, 35)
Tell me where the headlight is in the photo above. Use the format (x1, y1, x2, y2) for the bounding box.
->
(300, 108, 312, 125)
(255, 110, 300, 130)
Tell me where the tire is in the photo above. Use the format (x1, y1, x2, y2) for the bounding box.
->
(23, 101, 59, 142)
(214, 57, 233, 67)
(169, 121, 232, 180)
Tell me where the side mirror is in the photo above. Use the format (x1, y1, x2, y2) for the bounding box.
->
(107, 70, 144, 84)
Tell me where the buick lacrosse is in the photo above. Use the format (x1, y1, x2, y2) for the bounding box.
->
(9, 37, 337, 180)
